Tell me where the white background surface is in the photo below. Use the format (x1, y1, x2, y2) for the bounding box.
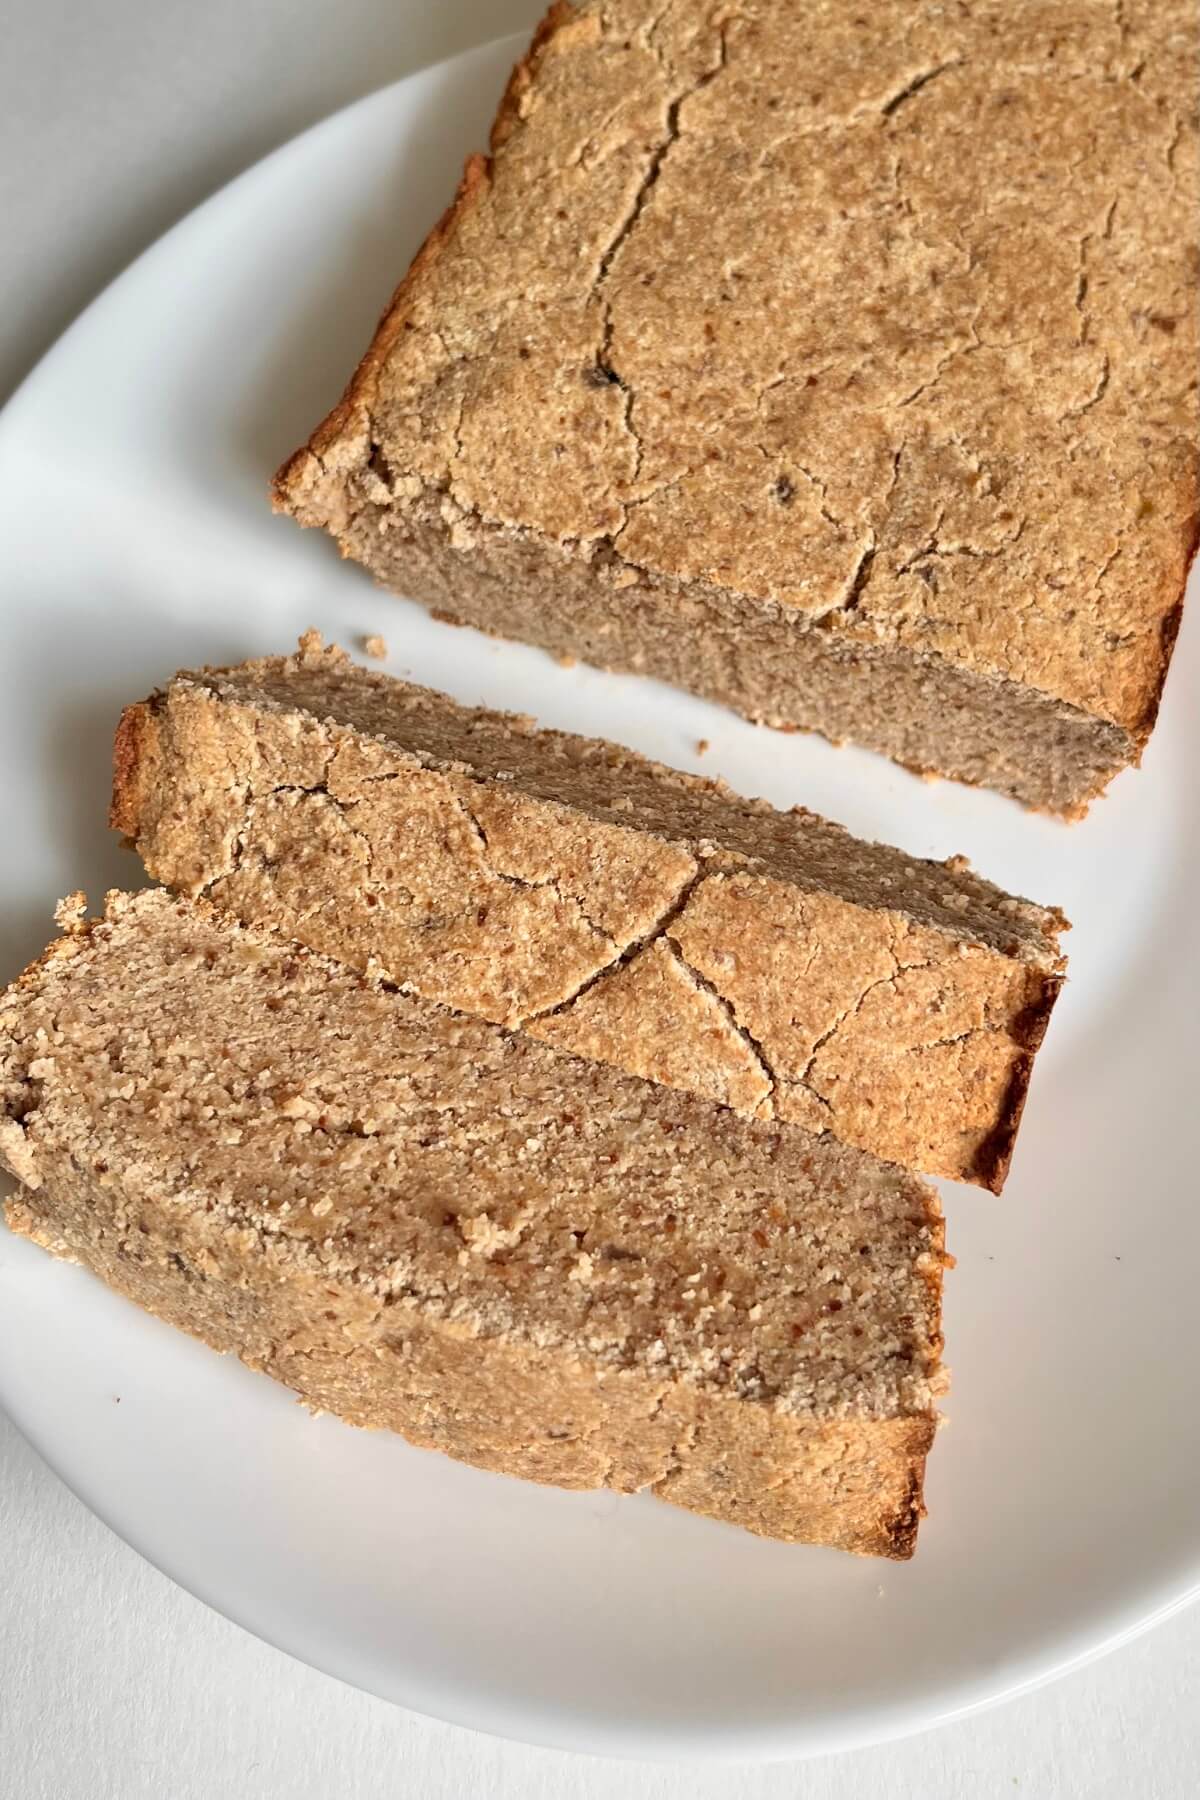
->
(1, 3, 1197, 1795)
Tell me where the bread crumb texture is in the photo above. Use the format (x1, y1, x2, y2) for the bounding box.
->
(276, 0, 1199, 814)
(0, 890, 948, 1555)
(116, 637, 1066, 1187)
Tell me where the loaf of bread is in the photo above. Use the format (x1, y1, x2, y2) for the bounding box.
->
(112, 636, 1066, 1189)
(0, 890, 948, 1557)
(274, 0, 1199, 815)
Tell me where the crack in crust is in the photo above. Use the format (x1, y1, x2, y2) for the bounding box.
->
(588, 18, 730, 503)
(454, 793, 615, 945)
(662, 927, 776, 1111)
(115, 657, 1066, 1187)
(271, 0, 1199, 815)
(521, 864, 706, 1028)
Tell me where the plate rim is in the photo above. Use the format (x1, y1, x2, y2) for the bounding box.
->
(4, 1252, 1197, 1764)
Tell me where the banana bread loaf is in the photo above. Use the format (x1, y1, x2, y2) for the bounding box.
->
(113, 636, 1066, 1189)
(274, 0, 1199, 815)
(0, 890, 948, 1557)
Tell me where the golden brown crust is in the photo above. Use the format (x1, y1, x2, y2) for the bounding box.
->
(273, 0, 1199, 812)
(971, 973, 1065, 1190)
(881, 1458, 930, 1561)
(272, 0, 579, 525)
(489, 0, 580, 156)
(1133, 537, 1197, 748)
(109, 700, 159, 837)
(271, 150, 494, 524)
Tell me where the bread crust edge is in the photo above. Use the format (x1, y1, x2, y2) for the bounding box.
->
(110, 697, 160, 839)
(270, 1, 579, 526)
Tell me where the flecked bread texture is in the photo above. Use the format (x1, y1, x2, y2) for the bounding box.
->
(0, 890, 948, 1557)
(113, 636, 1066, 1189)
(275, 0, 1200, 816)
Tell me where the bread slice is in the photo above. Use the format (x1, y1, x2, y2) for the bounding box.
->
(273, 0, 1199, 816)
(112, 635, 1066, 1189)
(0, 890, 948, 1557)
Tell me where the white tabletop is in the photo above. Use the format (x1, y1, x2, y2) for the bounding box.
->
(2, 5, 1197, 1795)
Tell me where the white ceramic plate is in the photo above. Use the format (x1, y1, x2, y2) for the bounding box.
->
(0, 34, 1197, 1764)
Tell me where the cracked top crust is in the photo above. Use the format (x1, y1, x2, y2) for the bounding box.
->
(113, 636, 1066, 1187)
(0, 888, 946, 1422)
(277, 0, 1199, 742)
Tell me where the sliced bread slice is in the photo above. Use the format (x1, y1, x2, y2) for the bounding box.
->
(0, 889, 948, 1556)
(113, 634, 1066, 1188)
